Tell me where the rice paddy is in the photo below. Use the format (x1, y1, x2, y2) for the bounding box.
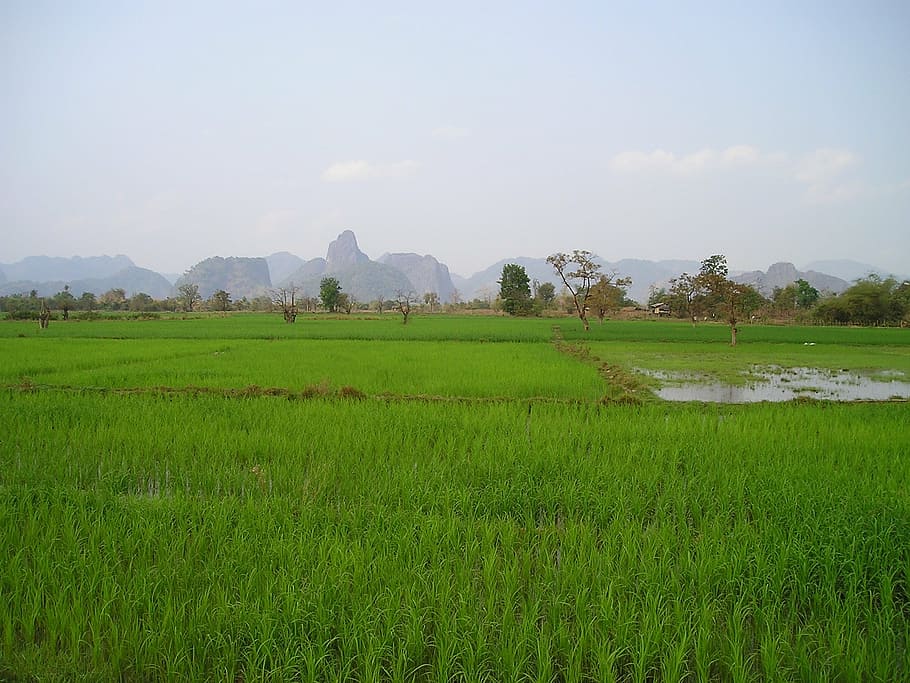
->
(1, 314, 908, 680)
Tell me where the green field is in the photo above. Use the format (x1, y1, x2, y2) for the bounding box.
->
(2, 314, 909, 680)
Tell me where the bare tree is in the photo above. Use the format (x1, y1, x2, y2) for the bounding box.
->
(546, 250, 603, 331)
(270, 284, 300, 323)
(394, 290, 415, 325)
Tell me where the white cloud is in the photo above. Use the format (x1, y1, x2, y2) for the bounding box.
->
(322, 159, 419, 182)
(609, 145, 781, 174)
(608, 144, 889, 205)
(432, 126, 471, 139)
(609, 149, 677, 172)
(793, 148, 859, 204)
(794, 148, 856, 185)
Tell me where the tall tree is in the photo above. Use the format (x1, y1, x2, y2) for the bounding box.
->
(668, 273, 701, 322)
(795, 279, 820, 309)
(319, 277, 342, 312)
(211, 290, 232, 312)
(535, 281, 556, 309)
(177, 283, 200, 313)
(546, 250, 601, 330)
(692, 254, 765, 346)
(498, 264, 533, 316)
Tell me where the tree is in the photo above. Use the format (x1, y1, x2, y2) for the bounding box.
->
(337, 292, 355, 314)
(423, 291, 440, 312)
(394, 290, 415, 324)
(498, 264, 533, 316)
(177, 283, 200, 313)
(270, 284, 300, 323)
(535, 281, 556, 310)
(79, 292, 96, 312)
(320, 277, 342, 312)
(99, 288, 127, 310)
(547, 251, 630, 331)
(692, 255, 766, 346)
(54, 285, 75, 320)
(589, 274, 631, 323)
(129, 292, 154, 311)
(668, 273, 700, 322)
(795, 279, 820, 309)
(211, 289, 231, 312)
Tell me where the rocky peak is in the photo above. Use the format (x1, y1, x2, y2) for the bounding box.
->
(325, 230, 370, 271)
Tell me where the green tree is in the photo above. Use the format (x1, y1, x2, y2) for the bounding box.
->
(691, 255, 767, 345)
(177, 283, 200, 313)
(211, 289, 232, 312)
(78, 292, 96, 312)
(53, 285, 75, 320)
(128, 292, 154, 311)
(536, 281, 556, 309)
(668, 273, 700, 322)
(320, 277, 342, 312)
(795, 279, 820, 309)
(589, 274, 632, 323)
(498, 264, 533, 316)
(815, 275, 906, 325)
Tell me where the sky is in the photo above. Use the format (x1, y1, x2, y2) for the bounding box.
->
(2, 0, 909, 277)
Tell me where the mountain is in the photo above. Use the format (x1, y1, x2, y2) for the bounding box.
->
(377, 253, 456, 302)
(265, 252, 305, 285)
(0, 254, 135, 282)
(452, 256, 689, 305)
(454, 257, 560, 302)
(325, 230, 370, 271)
(280, 231, 416, 302)
(0, 266, 174, 299)
(733, 262, 849, 296)
(801, 259, 901, 283)
(177, 257, 272, 300)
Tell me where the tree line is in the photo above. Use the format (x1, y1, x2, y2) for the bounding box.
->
(5, 258, 908, 333)
(651, 264, 910, 329)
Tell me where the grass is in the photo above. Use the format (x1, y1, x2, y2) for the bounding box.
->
(1, 313, 908, 680)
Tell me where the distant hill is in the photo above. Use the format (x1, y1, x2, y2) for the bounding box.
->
(378, 253, 456, 302)
(265, 252, 305, 285)
(452, 256, 690, 305)
(176, 257, 272, 300)
(0, 266, 174, 299)
(733, 262, 849, 296)
(0, 254, 134, 282)
(280, 231, 415, 302)
(801, 259, 904, 283)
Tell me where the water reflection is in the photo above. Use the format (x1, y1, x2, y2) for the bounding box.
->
(636, 366, 910, 403)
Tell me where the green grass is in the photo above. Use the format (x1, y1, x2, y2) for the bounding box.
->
(1, 314, 908, 680)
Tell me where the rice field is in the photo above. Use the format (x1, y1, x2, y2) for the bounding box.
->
(1, 314, 909, 680)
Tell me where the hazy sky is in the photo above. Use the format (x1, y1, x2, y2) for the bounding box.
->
(2, 1, 908, 277)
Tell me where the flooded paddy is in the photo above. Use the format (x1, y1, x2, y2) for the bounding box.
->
(637, 365, 910, 403)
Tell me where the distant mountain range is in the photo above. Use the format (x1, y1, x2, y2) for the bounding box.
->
(1, 235, 904, 304)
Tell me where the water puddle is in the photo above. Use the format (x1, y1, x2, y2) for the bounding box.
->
(635, 366, 910, 403)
